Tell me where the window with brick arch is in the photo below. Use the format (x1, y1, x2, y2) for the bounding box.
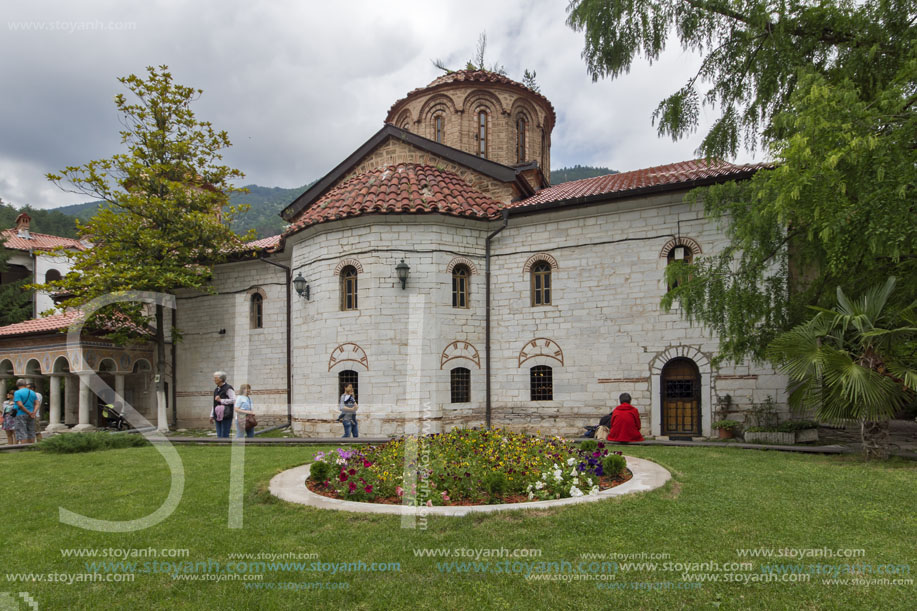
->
(452, 264, 470, 308)
(434, 114, 445, 143)
(531, 261, 552, 306)
(340, 266, 358, 311)
(250, 293, 263, 329)
(450, 367, 470, 403)
(516, 116, 527, 162)
(338, 370, 358, 402)
(666, 245, 694, 291)
(477, 110, 488, 157)
(530, 366, 553, 401)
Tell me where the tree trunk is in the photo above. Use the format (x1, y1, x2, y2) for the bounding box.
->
(860, 420, 889, 460)
(155, 304, 168, 432)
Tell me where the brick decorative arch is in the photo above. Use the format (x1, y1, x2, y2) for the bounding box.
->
(649, 345, 713, 438)
(446, 257, 478, 275)
(333, 259, 364, 275)
(440, 341, 481, 369)
(659, 237, 702, 258)
(522, 253, 558, 275)
(518, 338, 564, 367)
(247, 287, 267, 299)
(328, 343, 369, 371)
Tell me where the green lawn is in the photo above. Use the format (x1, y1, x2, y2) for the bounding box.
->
(0, 444, 913, 610)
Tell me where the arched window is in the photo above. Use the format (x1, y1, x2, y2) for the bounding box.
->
(531, 261, 551, 306)
(477, 110, 488, 157)
(338, 370, 358, 401)
(434, 114, 445, 143)
(666, 245, 694, 291)
(516, 116, 527, 162)
(541, 130, 547, 170)
(450, 367, 470, 403)
(250, 293, 263, 329)
(45, 269, 62, 283)
(340, 265, 358, 311)
(530, 366, 553, 401)
(452, 264, 470, 308)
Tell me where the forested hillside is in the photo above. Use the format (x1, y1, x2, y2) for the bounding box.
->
(46, 165, 617, 239)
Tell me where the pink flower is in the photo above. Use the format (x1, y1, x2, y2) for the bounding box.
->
(348, 481, 357, 493)
(364, 485, 373, 493)
(348, 468, 356, 476)
(363, 460, 373, 468)
(441, 491, 450, 501)
(426, 500, 433, 507)
(338, 471, 348, 482)
(396, 486, 404, 497)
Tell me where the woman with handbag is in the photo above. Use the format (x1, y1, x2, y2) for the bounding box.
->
(234, 384, 256, 438)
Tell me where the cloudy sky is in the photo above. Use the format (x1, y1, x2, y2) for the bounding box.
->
(0, 0, 761, 209)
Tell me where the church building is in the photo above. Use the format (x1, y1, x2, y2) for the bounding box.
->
(0, 70, 788, 438)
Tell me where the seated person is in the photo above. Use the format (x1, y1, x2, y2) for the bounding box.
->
(608, 393, 645, 442)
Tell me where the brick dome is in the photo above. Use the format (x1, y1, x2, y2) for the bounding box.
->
(385, 70, 555, 181)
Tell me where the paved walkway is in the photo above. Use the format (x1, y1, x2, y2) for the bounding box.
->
(4, 422, 916, 458)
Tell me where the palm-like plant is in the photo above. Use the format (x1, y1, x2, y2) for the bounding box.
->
(767, 277, 917, 459)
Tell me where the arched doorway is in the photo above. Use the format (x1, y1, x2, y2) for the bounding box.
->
(661, 358, 701, 436)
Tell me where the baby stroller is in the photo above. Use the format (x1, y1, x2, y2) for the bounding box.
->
(101, 404, 128, 431)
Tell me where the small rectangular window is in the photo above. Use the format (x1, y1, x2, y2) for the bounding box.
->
(451, 368, 470, 403)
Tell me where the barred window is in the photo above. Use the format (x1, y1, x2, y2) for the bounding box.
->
(340, 265, 358, 311)
(338, 370, 358, 401)
(478, 111, 488, 157)
(530, 366, 553, 401)
(531, 261, 551, 306)
(250, 293, 263, 329)
(450, 367, 470, 403)
(452, 264, 470, 308)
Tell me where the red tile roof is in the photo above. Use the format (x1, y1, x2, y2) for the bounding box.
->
(0, 311, 81, 337)
(1, 229, 86, 252)
(243, 234, 281, 252)
(283, 163, 505, 236)
(386, 69, 556, 126)
(514, 160, 767, 208)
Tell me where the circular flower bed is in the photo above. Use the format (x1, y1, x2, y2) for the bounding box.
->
(305, 429, 631, 506)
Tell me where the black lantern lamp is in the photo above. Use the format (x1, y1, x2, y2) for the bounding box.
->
(293, 273, 310, 300)
(396, 259, 410, 290)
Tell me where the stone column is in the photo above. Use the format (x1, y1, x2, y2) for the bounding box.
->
(45, 374, 67, 432)
(72, 373, 94, 432)
(64, 375, 76, 425)
(0, 376, 8, 400)
(114, 374, 126, 420)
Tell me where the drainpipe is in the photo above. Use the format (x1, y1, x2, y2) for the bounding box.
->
(484, 210, 509, 429)
(171, 308, 177, 428)
(259, 256, 293, 428)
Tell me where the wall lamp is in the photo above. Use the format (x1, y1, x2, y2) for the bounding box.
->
(293, 273, 310, 300)
(395, 259, 410, 290)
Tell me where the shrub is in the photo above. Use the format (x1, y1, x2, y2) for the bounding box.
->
(775, 420, 818, 432)
(602, 454, 627, 477)
(37, 432, 149, 454)
(712, 419, 741, 431)
(482, 471, 509, 498)
(580, 439, 598, 452)
(309, 459, 334, 483)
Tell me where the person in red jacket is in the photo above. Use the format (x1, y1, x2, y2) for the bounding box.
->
(608, 393, 645, 442)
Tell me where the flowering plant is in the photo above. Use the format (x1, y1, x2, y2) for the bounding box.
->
(307, 429, 626, 505)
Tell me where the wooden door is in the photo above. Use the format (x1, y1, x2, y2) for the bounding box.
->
(661, 358, 701, 436)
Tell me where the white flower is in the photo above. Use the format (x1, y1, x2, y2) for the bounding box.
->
(566, 457, 576, 466)
(570, 468, 577, 477)
(535, 480, 544, 490)
(528, 492, 535, 500)
(589, 485, 600, 496)
(569, 486, 584, 497)
(572, 476, 579, 485)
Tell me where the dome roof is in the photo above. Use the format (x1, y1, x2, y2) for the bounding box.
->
(284, 163, 505, 236)
(386, 69, 556, 126)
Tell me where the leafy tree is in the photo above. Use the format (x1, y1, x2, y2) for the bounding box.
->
(42, 66, 249, 430)
(0, 276, 33, 326)
(767, 278, 917, 459)
(568, 0, 916, 363)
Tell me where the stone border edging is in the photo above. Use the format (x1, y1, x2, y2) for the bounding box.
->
(268, 456, 671, 516)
